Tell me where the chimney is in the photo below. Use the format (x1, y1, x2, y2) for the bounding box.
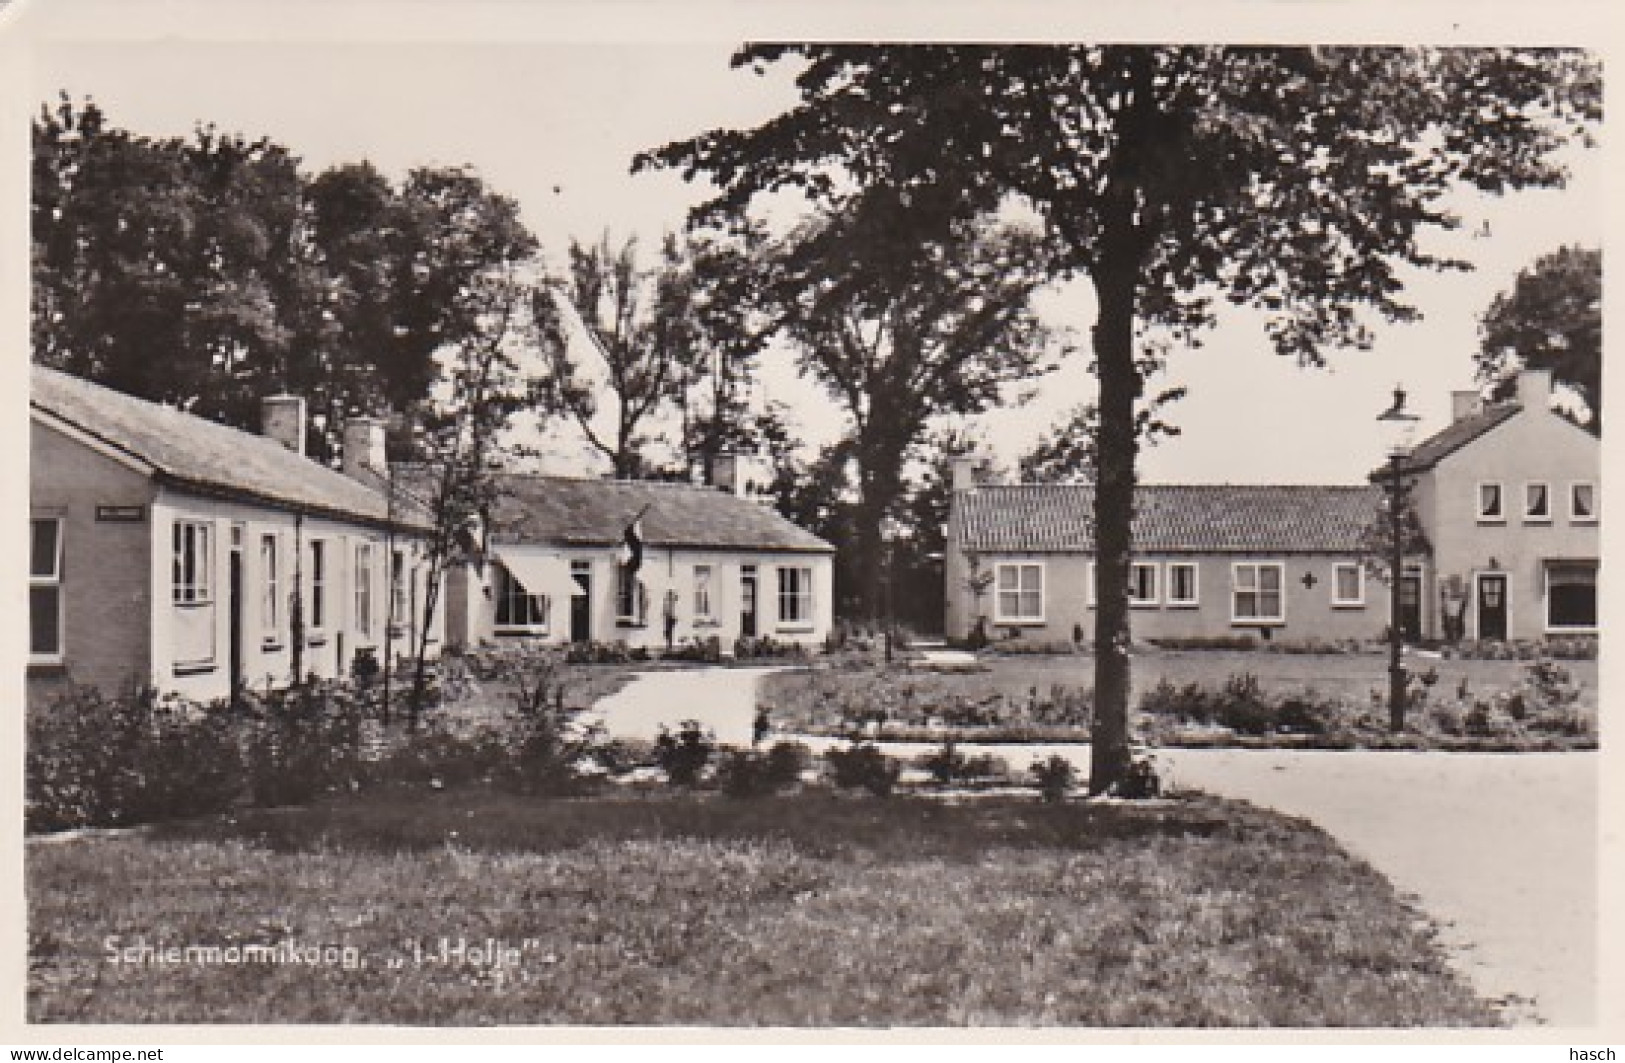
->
(1450, 390, 1483, 423)
(951, 453, 989, 491)
(1516, 368, 1554, 411)
(261, 395, 306, 457)
(711, 451, 741, 496)
(342, 416, 388, 480)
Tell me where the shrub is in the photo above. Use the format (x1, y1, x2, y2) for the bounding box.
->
(714, 743, 809, 798)
(1110, 755, 1162, 800)
(1031, 755, 1076, 804)
(1147, 635, 1258, 651)
(824, 742, 901, 797)
(921, 740, 967, 785)
(590, 737, 660, 775)
(654, 720, 716, 786)
(240, 681, 371, 808)
(664, 635, 723, 664)
(734, 635, 810, 660)
(986, 639, 1081, 656)
(26, 685, 241, 832)
(1215, 673, 1274, 736)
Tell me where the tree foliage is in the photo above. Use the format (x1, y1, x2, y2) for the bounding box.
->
(759, 209, 1062, 617)
(639, 44, 1600, 791)
(1475, 244, 1601, 431)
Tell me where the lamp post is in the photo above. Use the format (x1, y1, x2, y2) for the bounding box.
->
(1376, 385, 1421, 732)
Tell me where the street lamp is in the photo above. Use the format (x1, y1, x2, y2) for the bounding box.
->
(1376, 385, 1421, 732)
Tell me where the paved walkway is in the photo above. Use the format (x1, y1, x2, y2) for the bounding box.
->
(588, 666, 1598, 1027)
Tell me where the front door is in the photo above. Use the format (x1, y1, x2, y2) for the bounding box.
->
(740, 566, 758, 638)
(570, 565, 591, 643)
(1398, 571, 1423, 643)
(1477, 573, 1509, 641)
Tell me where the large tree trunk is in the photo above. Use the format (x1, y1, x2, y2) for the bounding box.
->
(854, 434, 906, 623)
(1088, 253, 1142, 795)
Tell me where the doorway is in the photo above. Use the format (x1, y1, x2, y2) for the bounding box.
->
(570, 562, 591, 643)
(228, 527, 244, 703)
(1398, 570, 1423, 643)
(1476, 573, 1509, 641)
(740, 565, 758, 638)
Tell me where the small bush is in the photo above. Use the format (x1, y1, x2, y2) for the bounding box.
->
(714, 742, 809, 798)
(1147, 635, 1258, 651)
(824, 742, 901, 797)
(1110, 755, 1162, 800)
(654, 720, 716, 787)
(590, 737, 660, 775)
(1031, 755, 1076, 804)
(664, 635, 723, 664)
(921, 740, 967, 785)
(734, 635, 811, 660)
(986, 639, 1081, 656)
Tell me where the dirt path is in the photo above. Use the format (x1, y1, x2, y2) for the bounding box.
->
(587, 665, 1599, 1027)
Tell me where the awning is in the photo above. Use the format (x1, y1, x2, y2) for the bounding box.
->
(492, 547, 583, 602)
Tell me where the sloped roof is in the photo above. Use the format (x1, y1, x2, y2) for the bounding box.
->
(488, 474, 833, 554)
(958, 483, 1384, 554)
(31, 366, 429, 531)
(1387, 403, 1522, 476)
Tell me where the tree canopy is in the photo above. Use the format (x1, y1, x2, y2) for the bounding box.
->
(639, 44, 1601, 791)
(1475, 244, 1601, 431)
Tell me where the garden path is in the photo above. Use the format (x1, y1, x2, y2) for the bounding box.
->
(587, 665, 1601, 1028)
(585, 666, 793, 746)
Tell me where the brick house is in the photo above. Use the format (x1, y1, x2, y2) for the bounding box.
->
(447, 466, 835, 652)
(28, 367, 443, 703)
(943, 369, 1599, 646)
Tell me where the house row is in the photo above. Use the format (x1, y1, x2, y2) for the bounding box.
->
(944, 370, 1600, 646)
(28, 367, 833, 705)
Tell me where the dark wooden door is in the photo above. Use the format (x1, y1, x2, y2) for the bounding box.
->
(228, 549, 244, 702)
(1398, 573, 1423, 642)
(1477, 574, 1509, 641)
(570, 571, 591, 643)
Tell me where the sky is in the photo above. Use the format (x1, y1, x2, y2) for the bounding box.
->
(5, 0, 1613, 485)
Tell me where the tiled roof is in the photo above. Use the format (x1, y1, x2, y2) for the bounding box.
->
(958, 483, 1384, 554)
(32, 366, 428, 530)
(488, 474, 833, 554)
(1387, 403, 1521, 476)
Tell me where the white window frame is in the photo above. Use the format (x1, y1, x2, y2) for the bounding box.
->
(1477, 482, 1505, 523)
(693, 563, 715, 621)
(1569, 482, 1598, 524)
(1544, 560, 1598, 634)
(994, 561, 1045, 624)
(172, 519, 213, 605)
(1331, 562, 1365, 607)
(777, 565, 815, 628)
(1231, 561, 1286, 625)
(1524, 481, 1552, 523)
(1128, 561, 1160, 607)
(30, 517, 64, 664)
(1165, 562, 1199, 608)
(494, 563, 551, 635)
(354, 542, 375, 641)
(260, 532, 281, 645)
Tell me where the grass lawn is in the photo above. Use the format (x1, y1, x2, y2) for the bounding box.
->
(29, 787, 1499, 1026)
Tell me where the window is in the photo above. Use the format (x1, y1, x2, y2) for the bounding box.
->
(616, 564, 647, 625)
(693, 564, 714, 620)
(1128, 562, 1159, 606)
(1166, 562, 1199, 607)
(1571, 482, 1597, 523)
(309, 541, 327, 631)
(390, 549, 407, 632)
(355, 542, 375, 640)
(1232, 562, 1285, 624)
(1477, 483, 1504, 522)
(30, 518, 63, 662)
(260, 533, 280, 640)
(1546, 561, 1597, 631)
(1332, 562, 1365, 607)
(494, 564, 551, 632)
(172, 520, 213, 604)
(1524, 482, 1551, 522)
(995, 562, 1044, 623)
(778, 566, 815, 626)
